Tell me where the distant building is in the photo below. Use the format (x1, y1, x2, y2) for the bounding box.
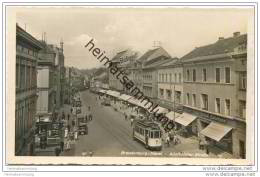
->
(36, 42, 56, 114)
(108, 49, 139, 92)
(181, 32, 247, 158)
(15, 24, 43, 155)
(53, 42, 65, 109)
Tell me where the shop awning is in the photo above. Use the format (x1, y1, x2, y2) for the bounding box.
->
(118, 94, 133, 101)
(106, 90, 121, 98)
(175, 113, 197, 127)
(165, 111, 181, 120)
(200, 122, 233, 142)
(128, 97, 142, 106)
(98, 89, 107, 94)
(153, 106, 168, 114)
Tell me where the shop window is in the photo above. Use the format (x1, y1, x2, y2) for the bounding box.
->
(216, 68, 220, 83)
(225, 99, 231, 116)
(225, 67, 231, 83)
(201, 94, 208, 111)
(186, 93, 190, 105)
(166, 89, 171, 100)
(215, 98, 221, 113)
(160, 89, 164, 98)
(175, 91, 181, 104)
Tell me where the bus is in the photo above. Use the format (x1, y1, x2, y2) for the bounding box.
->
(133, 120, 162, 151)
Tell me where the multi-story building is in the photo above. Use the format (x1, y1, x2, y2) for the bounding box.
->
(181, 32, 247, 158)
(137, 47, 171, 101)
(157, 58, 183, 112)
(36, 42, 56, 114)
(53, 42, 65, 110)
(15, 24, 43, 155)
(142, 57, 172, 102)
(108, 49, 138, 92)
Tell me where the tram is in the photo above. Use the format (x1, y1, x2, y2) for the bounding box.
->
(133, 120, 162, 151)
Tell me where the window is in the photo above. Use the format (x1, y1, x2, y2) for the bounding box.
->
(175, 91, 181, 104)
(186, 93, 190, 105)
(160, 89, 164, 97)
(201, 94, 208, 111)
(175, 73, 177, 83)
(170, 74, 172, 83)
(215, 98, 221, 113)
(16, 63, 19, 88)
(166, 89, 172, 100)
(187, 70, 190, 81)
(202, 68, 207, 82)
(166, 74, 168, 83)
(225, 99, 231, 116)
(240, 72, 247, 90)
(192, 94, 196, 107)
(179, 73, 181, 83)
(193, 69, 196, 82)
(216, 68, 220, 83)
(162, 74, 164, 82)
(239, 100, 246, 119)
(20, 65, 25, 89)
(225, 67, 231, 83)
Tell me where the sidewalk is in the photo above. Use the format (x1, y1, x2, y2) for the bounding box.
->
(35, 103, 77, 156)
(110, 100, 234, 159)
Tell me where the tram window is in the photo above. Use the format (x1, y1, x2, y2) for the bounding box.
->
(150, 132, 154, 138)
(154, 131, 160, 138)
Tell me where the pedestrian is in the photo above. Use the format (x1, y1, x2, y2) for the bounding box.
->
(62, 112, 65, 120)
(206, 145, 209, 155)
(124, 113, 127, 120)
(66, 139, 71, 150)
(74, 131, 78, 140)
(64, 128, 68, 138)
(67, 114, 70, 121)
(72, 120, 75, 127)
(55, 147, 61, 156)
(130, 118, 134, 127)
(60, 141, 64, 152)
(88, 106, 91, 111)
(85, 114, 88, 122)
(89, 113, 93, 121)
(70, 108, 73, 114)
(67, 125, 71, 132)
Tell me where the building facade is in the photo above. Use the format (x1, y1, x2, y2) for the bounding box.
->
(181, 32, 247, 158)
(15, 25, 43, 155)
(157, 58, 183, 112)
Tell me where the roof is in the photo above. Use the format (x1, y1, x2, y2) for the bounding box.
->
(111, 49, 138, 63)
(142, 57, 172, 69)
(159, 57, 181, 68)
(181, 34, 247, 60)
(138, 47, 171, 63)
(16, 24, 43, 50)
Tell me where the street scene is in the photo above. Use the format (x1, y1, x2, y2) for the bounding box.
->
(14, 7, 250, 159)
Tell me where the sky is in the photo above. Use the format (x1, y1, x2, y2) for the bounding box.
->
(16, 7, 253, 69)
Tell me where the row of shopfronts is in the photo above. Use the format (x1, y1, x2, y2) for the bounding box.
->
(97, 88, 246, 159)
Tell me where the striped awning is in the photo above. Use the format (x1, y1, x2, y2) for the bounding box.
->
(200, 122, 233, 142)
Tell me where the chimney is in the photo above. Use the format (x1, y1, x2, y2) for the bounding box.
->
(218, 37, 224, 40)
(233, 32, 240, 38)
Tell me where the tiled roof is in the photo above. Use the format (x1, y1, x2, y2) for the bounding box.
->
(181, 34, 247, 60)
(143, 57, 172, 69)
(138, 47, 171, 62)
(160, 57, 180, 67)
